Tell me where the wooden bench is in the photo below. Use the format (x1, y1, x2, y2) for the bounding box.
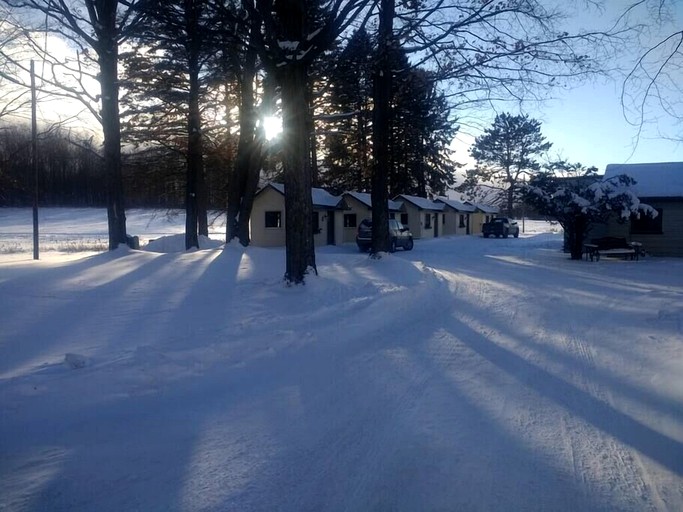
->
(583, 237, 641, 261)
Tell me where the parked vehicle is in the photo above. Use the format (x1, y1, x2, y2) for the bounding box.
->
(482, 217, 520, 238)
(356, 218, 414, 252)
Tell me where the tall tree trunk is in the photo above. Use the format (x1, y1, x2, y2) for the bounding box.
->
(186, 73, 203, 249)
(308, 80, 319, 187)
(98, 34, 127, 250)
(507, 181, 515, 217)
(236, 137, 264, 245)
(371, 0, 394, 254)
(357, 108, 367, 190)
(185, 0, 205, 249)
(281, 61, 316, 283)
(227, 16, 263, 246)
(569, 216, 589, 260)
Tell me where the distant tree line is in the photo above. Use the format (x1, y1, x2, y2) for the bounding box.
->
(0, 122, 231, 208)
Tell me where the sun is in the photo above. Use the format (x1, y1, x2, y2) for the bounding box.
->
(262, 116, 283, 141)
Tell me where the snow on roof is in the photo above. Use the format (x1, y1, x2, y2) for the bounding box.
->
(435, 197, 476, 213)
(603, 162, 683, 198)
(311, 188, 341, 208)
(263, 183, 341, 208)
(343, 191, 403, 211)
(469, 202, 499, 214)
(394, 194, 444, 211)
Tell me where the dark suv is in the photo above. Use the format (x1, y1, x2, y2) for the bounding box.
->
(356, 218, 414, 252)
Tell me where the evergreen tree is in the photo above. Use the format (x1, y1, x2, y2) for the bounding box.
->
(460, 113, 551, 216)
(389, 67, 458, 197)
(319, 35, 458, 198)
(320, 28, 374, 193)
(122, 0, 218, 249)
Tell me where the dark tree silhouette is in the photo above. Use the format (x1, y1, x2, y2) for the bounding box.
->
(460, 113, 551, 217)
(7, 0, 146, 250)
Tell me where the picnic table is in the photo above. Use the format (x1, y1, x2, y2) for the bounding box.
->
(583, 237, 642, 262)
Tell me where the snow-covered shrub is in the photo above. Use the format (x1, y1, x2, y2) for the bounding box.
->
(523, 163, 656, 260)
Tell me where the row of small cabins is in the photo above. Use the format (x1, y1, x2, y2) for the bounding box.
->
(250, 183, 499, 248)
(251, 162, 683, 256)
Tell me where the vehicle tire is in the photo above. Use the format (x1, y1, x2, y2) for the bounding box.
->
(484, 233, 490, 238)
(513, 231, 519, 238)
(390, 239, 397, 253)
(405, 238, 414, 251)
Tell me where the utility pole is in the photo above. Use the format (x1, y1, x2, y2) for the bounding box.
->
(31, 60, 39, 260)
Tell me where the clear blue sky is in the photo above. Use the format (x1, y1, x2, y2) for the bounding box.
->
(537, 80, 683, 172)
(454, 1, 683, 174)
(539, 0, 683, 172)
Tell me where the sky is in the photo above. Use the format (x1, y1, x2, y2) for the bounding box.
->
(449, 0, 683, 175)
(508, 0, 683, 172)
(534, 76, 683, 173)
(1, 208, 682, 511)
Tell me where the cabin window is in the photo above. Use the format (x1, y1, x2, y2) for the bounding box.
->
(265, 211, 282, 228)
(344, 214, 357, 228)
(401, 213, 409, 225)
(631, 208, 663, 234)
(425, 213, 432, 229)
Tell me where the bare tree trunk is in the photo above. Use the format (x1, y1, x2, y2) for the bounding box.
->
(506, 176, 515, 217)
(227, 18, 263, 246)
(185, 73, 202, 249)
(569, 216, 590, 260)
(185, 0, 205, 249)
(281, 61, 316, 283)
(371, 0, 394, 254)
(308, 80, 319, 187)
(358, 108, 367, 190)
(236, 139, 263, 245)
(197, 170, 208, 236)
(99, 38, 127, 250)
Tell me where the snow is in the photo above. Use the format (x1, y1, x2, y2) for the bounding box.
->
(1, 208, 682, 511)
(604, 162, 683, 198)
(436, 196, 477, 212)
(395, 193, 445, 211)
(264, 183, 342, 209)
(143, 234, 223, 253)
(278, 40, 299, 51)
(470, 201, 500, 214)
(343, 191, 404, 211)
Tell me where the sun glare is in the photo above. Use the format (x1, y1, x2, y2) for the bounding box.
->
(263, 116, 283, 141)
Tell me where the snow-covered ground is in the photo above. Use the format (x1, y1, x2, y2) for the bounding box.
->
(1, 208, 681, 512)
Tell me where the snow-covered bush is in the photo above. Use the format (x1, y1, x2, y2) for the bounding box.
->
(523, 163, 657, 259)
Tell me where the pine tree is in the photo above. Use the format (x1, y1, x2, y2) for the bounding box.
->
(461, 113, 551, 216)
(122, 0, 218, 249)
(320, 28, 374, 193)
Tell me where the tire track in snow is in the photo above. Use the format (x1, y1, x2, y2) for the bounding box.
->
(432, 262, 672, 511)
(544, 307, 666, 511)
(219, 260, 455, 511)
